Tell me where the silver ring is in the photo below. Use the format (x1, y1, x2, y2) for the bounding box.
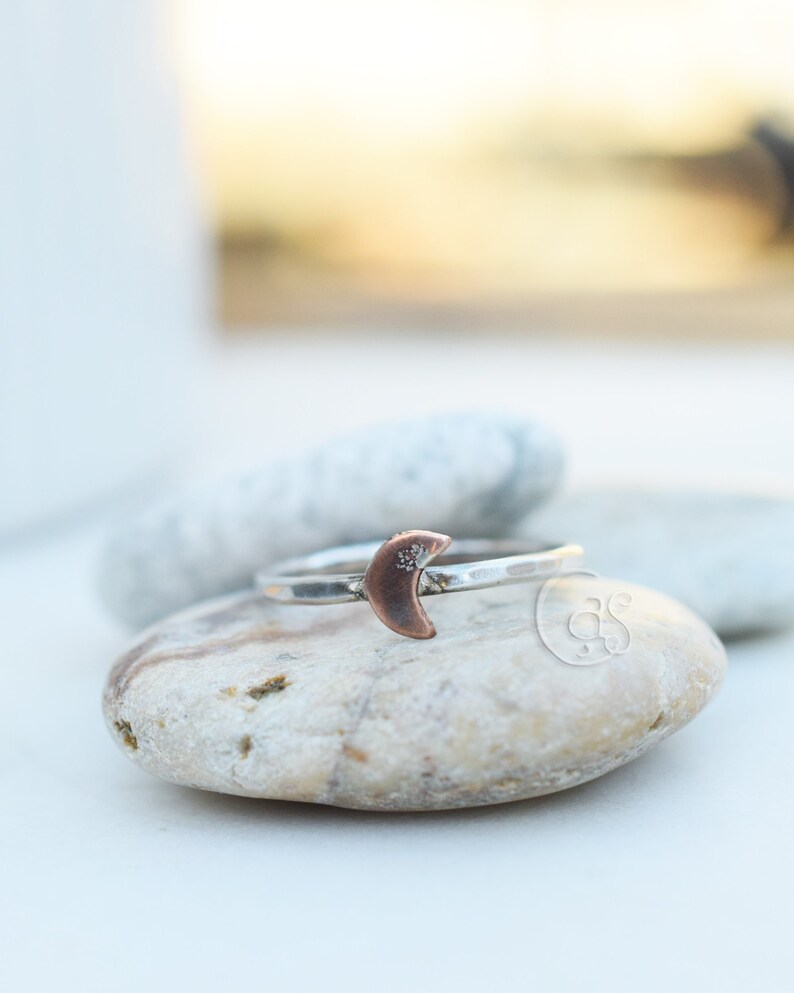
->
(255, 530, 584, 640)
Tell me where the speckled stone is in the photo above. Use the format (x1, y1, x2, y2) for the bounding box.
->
(519, 488, 794, 637)
(103, 575, 725, 810)
(98, 411, 564, 629)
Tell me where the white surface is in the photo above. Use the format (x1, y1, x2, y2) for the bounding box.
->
(2, 332, 793, 992)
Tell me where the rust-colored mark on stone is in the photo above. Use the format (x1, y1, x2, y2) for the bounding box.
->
(114, 719, 138, 750)
(649, 711, 665, 731)
(239, 734, 253, 758)
(108, 613, 344, 706)
(342, 743, 368, 763)
(248, 674, 289, 700)
(221, 686, 237, 697)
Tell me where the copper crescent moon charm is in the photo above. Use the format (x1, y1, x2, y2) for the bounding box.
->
(363, 530, 452, 639)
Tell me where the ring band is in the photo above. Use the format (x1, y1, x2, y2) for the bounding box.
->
(255, 530, 584, 640)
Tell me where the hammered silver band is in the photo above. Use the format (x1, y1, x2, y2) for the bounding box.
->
(255, 538, 582, 605)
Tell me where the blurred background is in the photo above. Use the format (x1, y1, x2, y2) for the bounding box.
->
(177, 0, 794, 333)
(2, 0, 793, 532)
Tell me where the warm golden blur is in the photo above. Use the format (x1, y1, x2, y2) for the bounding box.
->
(173, 0, 794, 332)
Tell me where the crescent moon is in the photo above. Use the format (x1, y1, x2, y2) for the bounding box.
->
(363, 530, 452, 639)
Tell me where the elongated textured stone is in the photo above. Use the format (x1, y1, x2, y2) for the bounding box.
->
(519, 488, 794, 637)
(99, 411, 563, 628)
(104, 575, 725, 810)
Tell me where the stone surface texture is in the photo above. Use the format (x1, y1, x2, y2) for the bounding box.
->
(104, 576, 726, 811)
(519, 488, 794, 637)
(99, 411, 563, 628)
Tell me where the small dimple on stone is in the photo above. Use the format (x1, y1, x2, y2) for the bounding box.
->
(248, 674, 289, 700)
(114, 719, 138, 750)
(343, 744, 368, 763)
